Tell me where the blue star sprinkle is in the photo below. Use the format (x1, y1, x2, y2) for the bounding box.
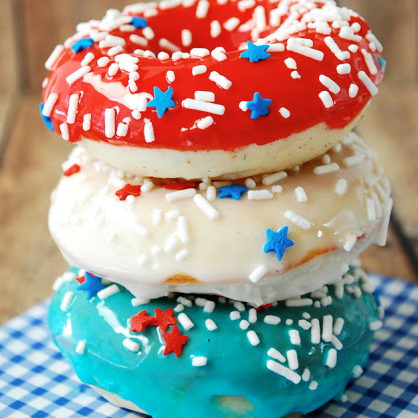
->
(77, 272, 105, 300)
(39, 104, 54, 132)
(240, 41, 271, 63)
(376, 55, 386, 72)
(246, 92, 272, 120)
(263, 226, 294, 261)
(218, 184, 248, 200)
(147, 86, 176, 118)
(131, 16, 147, 28)
(71, 38, 94, 53)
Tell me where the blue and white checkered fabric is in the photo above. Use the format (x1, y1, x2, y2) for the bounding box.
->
(0, 275, 417, 418)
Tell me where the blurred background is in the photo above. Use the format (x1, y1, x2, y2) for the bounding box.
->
(0, 0, 417, 323)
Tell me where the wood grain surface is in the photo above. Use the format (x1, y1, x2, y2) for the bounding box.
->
(0, 1, 417, 324)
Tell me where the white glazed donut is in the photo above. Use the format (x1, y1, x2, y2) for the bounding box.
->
(49, 132, 392, 305)
(41, 0, 385, 179)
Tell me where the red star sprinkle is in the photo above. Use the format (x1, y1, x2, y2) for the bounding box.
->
(75, 275, 85, 284)
(63, 164, 81, 177)
(255, 303, 273, 311)
(162, 325, 188, 357)
(131, 310, 155, 333)
(115, 184, 142, 201)
(151, 308, 177, 332)
(163, 182, 198, 190)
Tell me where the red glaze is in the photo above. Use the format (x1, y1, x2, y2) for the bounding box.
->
(163, 182, 198, 190)
(42, 0, 384, 152)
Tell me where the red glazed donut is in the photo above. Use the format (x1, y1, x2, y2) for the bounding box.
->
(41, 0, 385, 179)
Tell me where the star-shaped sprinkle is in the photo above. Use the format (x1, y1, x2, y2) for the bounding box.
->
(147, 86, 176, 118)
(115, 184, 142, 201)
(218, 184, 248, 200)
(75, 275, 85, 284)
(162, 325, 188, 357)
(131, 310, 155, 333)
(264, 226, 294, 261)
(71, 38, 94, 53)
(151, 308, 177, 332)
(39, 104, 54, 132)
(163, 182, 197, 190)
(63, 164, 81, 177)
(246, 92, 272, 120)
(77, 272, 105, 300)
(131, 16, 147, 28)
(240, 41, 270, 63)
(376, 55, 386, 72)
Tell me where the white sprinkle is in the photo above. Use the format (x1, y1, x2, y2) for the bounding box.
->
(309, 381, 318, 390)
(152, 209, 162, 226)
(344, 232, 357, 252)
(287, 349, 299, 370)
(298, 320, 311, 330)
(165, 70, 176, 83)
(358, 71, 378, 96)
(286, 298, 313, 307)
(137, 254, 148, 268)
(322, 315, 333, 342)
(204, 300, 216, 313)
(286, 319, 293, 325)
(206, 185, 216, 201)
(211, 47, 227, 61)
(209, 71, 232, 90)
(183, 98, 225, 115)
(116, 122, 129, 137)
(324, 36, 350, 61)
(174, 304, 184, 312)
(369, 320, 383, 331)
(262, 171, 287, 185)
(331, 335, 343, 350)
(302, 368, 310, 382)
(319, 75, 341, 94)
(248, 308, 257, 324)
(82, 113, 92, 131)
(108, 46, 123, 56)
(234, 301, 246, 312)
(337, 63, 351, 74)
(159, 38, 180, 52)
(142, 27, 155, 40)
(181, 29, 192, 47)
(60, 291, 74, 311)
(294, 186, 307, 202)
(313, 163, 340, 175)
(247, 330, 260, 346)
(192, 356, 207, 367)
(249, 265, 267, 283)
(279, 107, 290, 118)
(311, 318, 320, 344)
(193, 194, 219, 220)
(339, 26, 362, 42)
(287, 39, 324, 61)
(66, 66, 90, 85)
(284, 210, 312, 230)
(353, 365, 364, 378)
(349, 83, 359, 97)
(195, 91, 215, 102)
(104, 108, 116, 138)
(123, 338, 140, 352)
(143, 119, 155, 143)
(366, 197, 377, 222)
(97, 57, 110, 67)
(267, 360, 301, 384)
(333, 318, 344, 336)
(107, 63, 119, 77)
(271, 185, 283, 194)
(166, 188, 196, 203)
(335, 178, 347, 195)
(289, 330, 301, 345)
(240, 320, 250, 330)
(45, 44, 64, 70)
(247, 190, 273, 200)
(175, 216, 189, 244)
(210, 20, 222, 38)
(254, 5, 266, 31)
(175, 248, 189, 261)
(99, 35, 126, 48)
(192, 65, 207, 76)
(366, 33, 383, 53)
(60, 123, 69, 141)
(239, 101, 248, 112)
(178, 313, 194, 330)
(285, 57, 297, 69)
(348, 44, 359, 53)
(66, 93, 79, 124)
(268, 348, 286, 363)
(42, 93, 58, 117)
(245, 178, 256, 188)
(165, 209, 180, 221)
(326, 348, 337, 368)
(267, 43, 285, 52)
(291, 71, 301, 79)
(224, 17, 240, 31)
(195, 116, 214, 130)
(206, 319, 217, 331)
(264, 315, 281, 325)
(164, 234, 179, 254)
(98, 284, 120, 299)
(319, 91, 334, 109)
(76, 340, 86, 355)
(230, 311, 241, 320)
(196, 0, 209, 18)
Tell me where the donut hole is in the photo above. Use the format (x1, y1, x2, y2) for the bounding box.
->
(210, 395, 255, 417)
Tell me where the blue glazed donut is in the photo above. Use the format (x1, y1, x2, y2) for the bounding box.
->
(49, 266, 381, 418)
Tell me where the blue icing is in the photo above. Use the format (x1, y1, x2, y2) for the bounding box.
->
(49, 268, 379, 418)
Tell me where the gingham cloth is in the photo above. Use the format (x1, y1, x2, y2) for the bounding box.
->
(0, 275, 417, 418)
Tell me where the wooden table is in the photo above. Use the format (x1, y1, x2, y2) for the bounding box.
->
(1, 0, 418, 324)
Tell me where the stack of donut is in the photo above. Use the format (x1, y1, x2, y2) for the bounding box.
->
(43, 1, 391, 417)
